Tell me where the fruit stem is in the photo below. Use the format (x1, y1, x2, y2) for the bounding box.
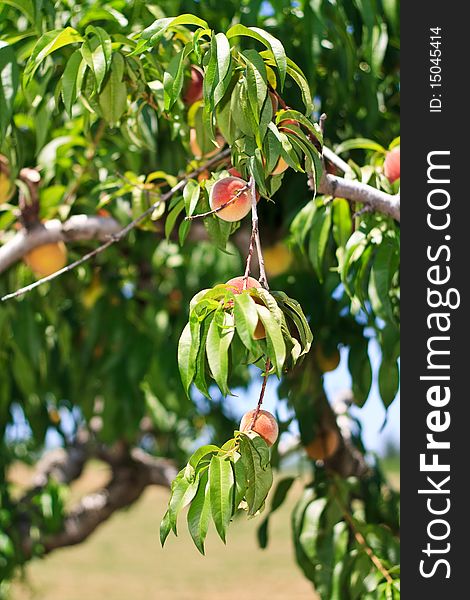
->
(248, 177, 269, 290)
(249, 358, 271, 430)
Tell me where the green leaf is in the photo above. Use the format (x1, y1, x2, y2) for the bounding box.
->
(332, 198, 352, 250)
(212, 33, 232, 108)
(206, 311, 234, 396)
(187, 469, 211, 554)
(188, 444, 220, 469)
(165, 198, 184, 239)
(348, 339, 372, 407)
(209, 455, 234, 542)
(0, 42, 19, 140)
(193, 313, 214, 398)
(308, 203, 332, 283)
(227, 25, 286, 89)
(24, 27, 83, 85)
(243, 49, 268, 122)
(183, 179, 200, 217)
(81, 26, 112, 91)
(257, 476, 295, 548)
(239, 433, 273, 516)
(140, 14, 209, 44)
(378, 356, 399, 409)
(233, 293, 259, 354)
(163, 43, 192, 110)
(232, 452, 247, 509)
(368, 239, 397, 323)
(61, 50, 85, 117)
(160, 468, 200, 545)
(98, 53, 127, 124)
(178, 321, 197, 394)
(335, 138, 386, 155)
(255, 304, 286, 377)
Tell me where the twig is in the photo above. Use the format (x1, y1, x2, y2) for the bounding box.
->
(341, 505, 394, 585)
(185, 183, 249, 221)
(249, 177, 268, 290)
(242, 229, 256, 290)
(268, 86, 289, 110)
(250, 358, 272, 430)
(1, 149, 231, 302)
(323, 146, 353, 175)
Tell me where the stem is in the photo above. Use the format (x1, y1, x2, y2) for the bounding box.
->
(332, 486, 393, 585)
(242, 229, 256, 290)
(250, 358, 272, 430)
(269, 87, 289, 110)
(249, 177, 268, 290)
(1, 149, 231, 302)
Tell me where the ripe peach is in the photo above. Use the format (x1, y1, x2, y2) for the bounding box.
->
(189, 129, 225, 159)
(225, 276, 266, 340)
(225, 276, 261, 294)
(263, 242, 292, 277)
(24, 241, 67, 277)
(209, 176, 253, 222)
(305, 429, 340, 460)
(183, 66, 204, 106)
(228, 167, 242, 178)
(240, 409, 279, 446)
(384, 147, 400, 183)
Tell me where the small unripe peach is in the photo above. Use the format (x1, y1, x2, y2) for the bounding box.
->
(305, 429, 340, 461)
(24, 242, 67, 277)
(209, 176, 253, 222)
(183, 66, 204, 106)
(240, 409, 279, 446)
(384, 147, 400, 183)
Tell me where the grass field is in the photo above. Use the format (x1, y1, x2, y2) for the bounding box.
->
(10, 462, 317, 600)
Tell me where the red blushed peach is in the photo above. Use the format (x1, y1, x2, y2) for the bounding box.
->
(183, 66, 204, 106)
(228, 167, 242, 178)
(209, 176, 254, 222)
(240, 409, 279, 446)
(225, 276, 266, 339)
(384, 147, 400, 183)
(225, 276, 261, 293)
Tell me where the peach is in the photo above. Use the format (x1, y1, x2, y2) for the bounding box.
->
(240, 409, 279, 446)
(315, 344, 340, 373)
(183, 66, 203, 106)
(189, 129, 225, 159)
(225, 276, 261, 294)
(225, 276, 266, 340)
(384, 147, 400, 183)
(0, 155, 12, 202)
(263, 242, 292, 277)
(24, 241, 67, 277)
(305, 429, 340, 461)
(209, 176, 253, 222)
(271, 156, 289, 176)
(228, 167, 242, 178)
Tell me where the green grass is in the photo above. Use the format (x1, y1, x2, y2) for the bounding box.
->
(11, 463, 316, 600)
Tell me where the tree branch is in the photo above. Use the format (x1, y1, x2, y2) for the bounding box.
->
(316, 172, 400, 222)
(17, 445, 176, 558)
(0, 215, 121, 274)
(1, 149, 231, 301)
